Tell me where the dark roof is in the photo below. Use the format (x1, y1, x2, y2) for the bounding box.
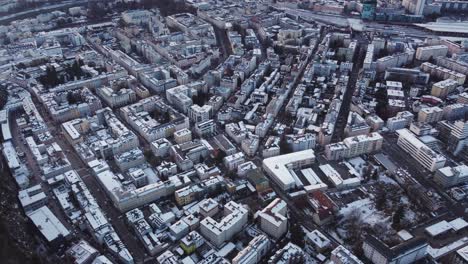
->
(364, 235, 428, 260)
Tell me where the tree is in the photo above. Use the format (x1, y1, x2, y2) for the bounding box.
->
(192, 92, 208, 106)
(375, 190, 386, 211)
(88, 1, 107, 19)
(141, 0, 154, 9)
(279, 137, 290, 154)
(57, 17, 66, 27)
(72, 59, 83, 78)
(392, 205, 405, 229)
(290, 222, 305, 247)
(67, 92, 78, 104)
(43, 65, 59, 87)
(214, 150, 226, 164)
(362, 165, 373, 182)
(144, 149, 160, 167)
(372, 170, 379, 180)
(0, 88, 8, 110)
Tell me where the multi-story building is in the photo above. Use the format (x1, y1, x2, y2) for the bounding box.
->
(174, 176, 224, 206)
(120, 96, 190, 142)
(386, 111, 414, 131)
(409, 122, 432, 136)
(437, 120, 468, 157)
(345, 112, 371, 137)
(331, 245, 364, 264)
(431, 79, 459, 98)
(268, 243, 306, 263)
(448, 245, 468, 264)
(285, 133, 316, 152)
(325, 133, 383, 160)
(96, 86, 137, 108)
(122, 10, 152, 24)
(418, 106, 444, 123)
(415, 45, 448, 61)
(179, 231, 204, 255)
(189, 104, 212, 123)
(94, 169, 176, 212)
(114, 148, 145, 171)
(224, 152, 245, 171)
(241, 135, 260, 157)
(363, 235, 428, 264)
(40, 87, 102, 122)
(263, 150, 315, 191)
(258, 198, 288, 240)
(385, 67, 429, 85)
(166, 85, 194, 114)
(232, 235, 271, 264)
(18, 185, 48, 213)
(174, 128, 192, 144)
(194, 120, 216, 138)
(199, 198, 219, 218)
(62, 108, 139, 159)
(396, 129, 446, 172)
(200, 201, 248, 247)
(421, 62, 466, 85)
(458, 92, 468, 104)
(170, 139, 211, 171)
(366, 114, 385, 131)
(151, 138, 173, 157)
(436, 56, 468, 76)
(443, 103, 468, 121)
(434, 165, 468, 188)
(262, 136, 281, 158)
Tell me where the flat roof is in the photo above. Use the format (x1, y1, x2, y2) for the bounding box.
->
(27, 206, 70, 242)
(262, 149, 315, 189)
(415, 22, 468, 34)
(373, 153, 397, 173)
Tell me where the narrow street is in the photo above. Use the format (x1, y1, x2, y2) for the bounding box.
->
(29, 97, 147, 262)
(331, 35, 367, 143)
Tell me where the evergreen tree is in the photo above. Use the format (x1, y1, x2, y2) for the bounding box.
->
(392, 205, 405, 229)
(290, 222, 305, 247)
(375, 190, 386, 211)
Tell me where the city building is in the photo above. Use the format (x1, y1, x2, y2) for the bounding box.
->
(268, 242, 306, 263)
(434, 165, 468, 188)
(224, 152, 246, 171)
(232, 235, 271, 264)
(189, 104, 212, 123)
(200, 201, 248, 247)
(418, 106, 444, 123)
(386, 111, 414, 131)
(331, 245, 364, 264)
(258, 198, 288, 240)
(396, 129, 446, 172)
(415, 45, 448, 61)
(262, 150, 316, 191)
(363, 235, 428, 264)
(431, 79, 459, 98)
(325, 133, 383, 160)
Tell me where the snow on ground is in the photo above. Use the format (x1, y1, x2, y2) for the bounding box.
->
(404, 209, 418, 222)
(378, 173, 398, 185)
(338, 198, 390, 226)
(328, 229, 344, 244)
(400, 196, 410, 205)
(347, 157, 366, 177)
